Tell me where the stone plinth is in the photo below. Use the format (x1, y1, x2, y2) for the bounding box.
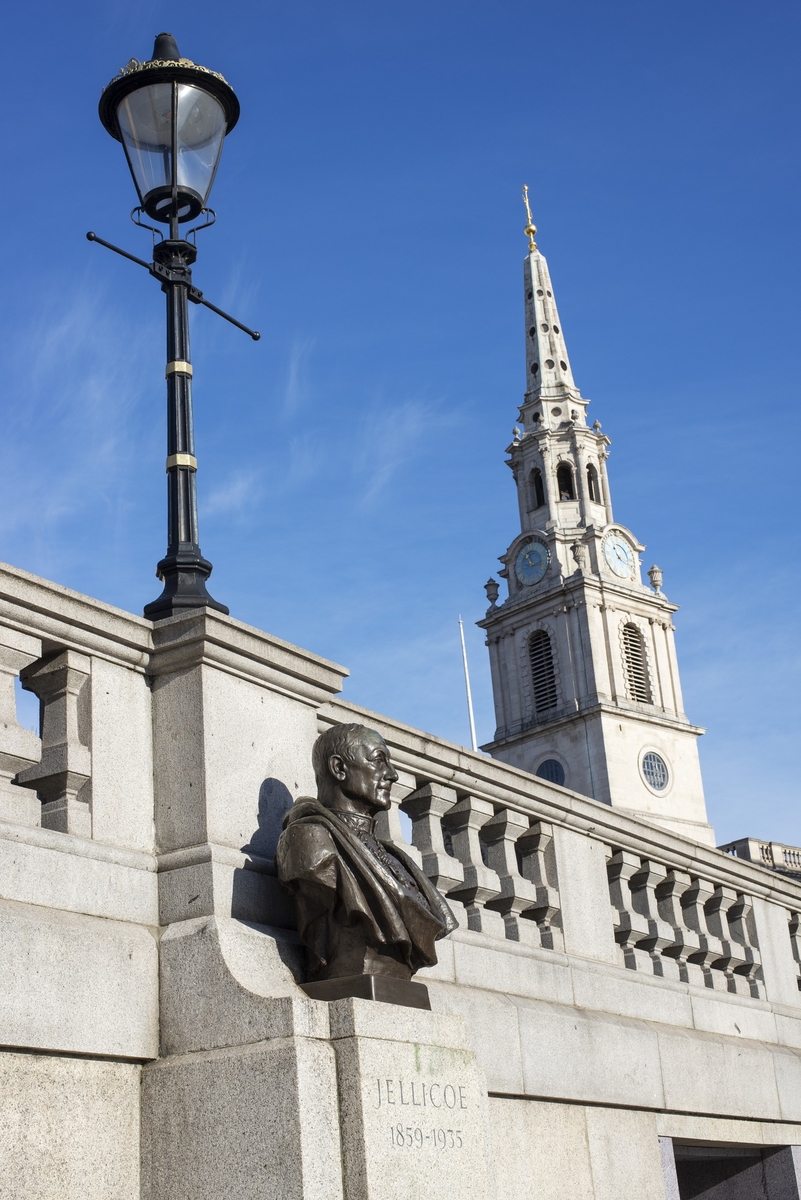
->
(330, 999, 493, 1200)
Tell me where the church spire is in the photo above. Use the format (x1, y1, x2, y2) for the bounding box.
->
(520, 188, 582, 429)
(478, 204, 711, 845)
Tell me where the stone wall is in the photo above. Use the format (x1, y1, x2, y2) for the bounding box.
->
(1, 560, 800, 1198)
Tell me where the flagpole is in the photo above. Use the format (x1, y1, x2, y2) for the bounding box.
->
(458, 616, 478, 752)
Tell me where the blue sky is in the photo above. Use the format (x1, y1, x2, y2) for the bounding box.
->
(1, 1, 798, 846)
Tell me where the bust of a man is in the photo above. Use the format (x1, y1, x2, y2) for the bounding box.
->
(276, 723, 456, 994)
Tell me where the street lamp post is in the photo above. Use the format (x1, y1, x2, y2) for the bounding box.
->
(94, 32, 258, 620)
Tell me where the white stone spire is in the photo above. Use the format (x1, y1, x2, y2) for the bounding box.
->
(523, 251, 577, 398)
(519, 188, 586, 432)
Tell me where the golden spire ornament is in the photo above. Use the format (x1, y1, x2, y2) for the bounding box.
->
(522, 184, 537, 251)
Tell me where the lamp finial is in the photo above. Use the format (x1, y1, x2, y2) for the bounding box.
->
(522, 185, 537, 251)
(151, 32, 180, 62)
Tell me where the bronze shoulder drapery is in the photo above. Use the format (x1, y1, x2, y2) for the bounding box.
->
(276, 798, 457, 977)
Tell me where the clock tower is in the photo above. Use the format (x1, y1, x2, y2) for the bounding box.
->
(478, 197, 713, 845)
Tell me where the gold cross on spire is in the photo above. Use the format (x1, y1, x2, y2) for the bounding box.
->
(522, 185, 537, 251)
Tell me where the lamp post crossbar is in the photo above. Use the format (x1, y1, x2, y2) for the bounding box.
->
(85, 233, 260, 339)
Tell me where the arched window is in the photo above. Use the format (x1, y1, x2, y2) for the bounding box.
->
(528, 468, 545, 510)
(586, 462, 600, 503)
(622, 623, 651, 703)
(529, 630, 558, 714)
(556, 463, 575, 501)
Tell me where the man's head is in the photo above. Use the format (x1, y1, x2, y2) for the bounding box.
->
(312, 723, 398, 816)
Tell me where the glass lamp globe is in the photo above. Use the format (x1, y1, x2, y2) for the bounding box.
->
(99, 33, 239, 224)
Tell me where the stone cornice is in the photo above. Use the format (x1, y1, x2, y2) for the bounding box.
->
(148, 608, 346, 705)
(478, 570, 679, 631)
(484, 699, 705, 745)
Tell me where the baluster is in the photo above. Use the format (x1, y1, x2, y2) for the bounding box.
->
(607, 850, 652, 972)
(402, 782, 465, 895)
(655, 870, 706, 988)
(704, 885, 744, 995)
(481, 808, 542, 944)
(375, 767, 423, 867)
(681, 878, 727, 990)
(0, 629, 42, 827)
(516, 821, 563, 951)
(724, 891, 762, 999)
(441, 795, 504, 936)
(628, 860, 682, 981)
(15, 650, 92, 837)
(789, 913, 801, 992)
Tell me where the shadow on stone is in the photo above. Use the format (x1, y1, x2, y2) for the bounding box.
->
(232, 778, 297, 929)
(242, 778, 295, 861)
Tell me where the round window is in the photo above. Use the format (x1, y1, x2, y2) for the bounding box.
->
(642, 751, 669, 791)
(536, 759, 565, 786)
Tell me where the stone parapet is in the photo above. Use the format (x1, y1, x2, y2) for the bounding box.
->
(0, 562, 800, 1196)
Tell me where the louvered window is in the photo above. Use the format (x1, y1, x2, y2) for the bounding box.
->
(529, 630, 558, 713)
(622, 623, 651, 703)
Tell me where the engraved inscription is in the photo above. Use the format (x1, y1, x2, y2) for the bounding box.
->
(374, 1078, 470, 1151)
(374, 1079, 469, 1111)
(389, 1124, 463, 1150)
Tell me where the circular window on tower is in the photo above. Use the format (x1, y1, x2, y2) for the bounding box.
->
(640, 750, 670, 792)
(536, 759, 566, 786)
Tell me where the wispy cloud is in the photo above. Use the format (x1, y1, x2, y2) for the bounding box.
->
(285, 435, 326, 488)
(282, 335, 315, 418)
(202, 469, 264, 517)
(218, 255, 261, 323)
(353, 397, 455, 505)
(0, 279, 158, 564)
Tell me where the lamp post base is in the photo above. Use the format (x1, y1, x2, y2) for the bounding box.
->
(144, 550, 229, 621)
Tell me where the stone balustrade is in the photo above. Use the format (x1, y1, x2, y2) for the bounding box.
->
(398, 781, 563, 950)
(720, 836, 801, 876)
(1, 559, 800, 1027)
(320, 699, 801, 1016)
(607, 848, 762, 997)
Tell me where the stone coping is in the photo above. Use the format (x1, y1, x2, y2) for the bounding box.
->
(321, 698, 801, 908)
(0, 562, 347, 697)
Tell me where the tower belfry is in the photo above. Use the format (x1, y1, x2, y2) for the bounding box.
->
(478, 195, 713, 845)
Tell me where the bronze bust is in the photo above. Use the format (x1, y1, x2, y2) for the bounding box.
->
(276, 723, 457, 1007)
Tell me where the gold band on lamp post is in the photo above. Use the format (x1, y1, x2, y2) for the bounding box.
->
(166, 453, 198, 471)
(165, 360, 193, 377)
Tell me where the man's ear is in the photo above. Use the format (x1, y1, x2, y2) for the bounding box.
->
(328, 753, 348, 783)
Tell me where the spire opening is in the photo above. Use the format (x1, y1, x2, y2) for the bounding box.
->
(528, 468, 545, 511)
(556, 464, 575, 501)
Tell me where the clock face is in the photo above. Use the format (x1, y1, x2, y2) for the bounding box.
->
(514, 540, 549, 586)
(603, 534, 635, 578)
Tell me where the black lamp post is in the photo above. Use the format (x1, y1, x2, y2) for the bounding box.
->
(94, 32, 258, 620)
